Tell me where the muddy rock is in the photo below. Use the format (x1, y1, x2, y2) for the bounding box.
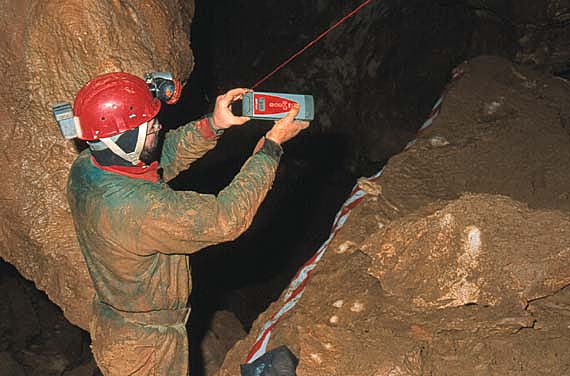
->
(0, 0, 194, 330)
(202, 310, 246, 375)
(217, 56, 570, 375)
(361, 194, 570, 309)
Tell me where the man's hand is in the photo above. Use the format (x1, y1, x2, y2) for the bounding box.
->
(265, 104, 310, 145)
(211, 88, 251, 129)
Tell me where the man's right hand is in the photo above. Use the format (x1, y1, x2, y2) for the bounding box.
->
(265, 104, 310, 145)
(211, 88, 252, 130)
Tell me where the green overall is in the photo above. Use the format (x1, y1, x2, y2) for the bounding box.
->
(68, 119, 280, 375)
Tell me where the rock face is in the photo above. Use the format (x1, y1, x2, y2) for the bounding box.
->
(201, 311, 246, 376)
(0, 0, 195, 330)
(362, 195, 570, 308)
(513, 0, 570, 74)
(217, 56, 570, 375)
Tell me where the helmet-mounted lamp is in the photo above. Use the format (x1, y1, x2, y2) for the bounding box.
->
(52, 102, 81, 139)
(144, 72, 182, 105)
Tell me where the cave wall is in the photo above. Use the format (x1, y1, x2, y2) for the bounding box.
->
(195, 0, 568, 175)
(0, 0, 195, 330)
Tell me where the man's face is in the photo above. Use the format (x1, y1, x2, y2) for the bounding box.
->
(140, 118, 162, 165)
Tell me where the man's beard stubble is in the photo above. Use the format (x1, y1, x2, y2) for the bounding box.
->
(139, 137, 161, 165)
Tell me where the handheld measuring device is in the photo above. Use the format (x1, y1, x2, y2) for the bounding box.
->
(242, 92, 314, 121)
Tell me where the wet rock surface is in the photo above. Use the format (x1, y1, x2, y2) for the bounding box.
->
(217, 56, 570, 375)
(0, 0, 195, 331)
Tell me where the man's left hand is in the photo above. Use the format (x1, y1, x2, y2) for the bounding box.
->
(211, 88, 252, 129)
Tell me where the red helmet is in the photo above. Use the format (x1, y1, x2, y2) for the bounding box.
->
(73, 72, 161, 140)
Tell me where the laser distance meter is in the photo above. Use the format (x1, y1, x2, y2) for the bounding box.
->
(242, 92, 314, 121)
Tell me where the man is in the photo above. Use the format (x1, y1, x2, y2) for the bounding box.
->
(65, 72, 309, 375)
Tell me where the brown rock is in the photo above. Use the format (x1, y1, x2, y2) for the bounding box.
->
(202, 311, 246, 376)
(218, 57, 570, 376)
(0, 0, 194, 330)
(361, 194, 570, 308)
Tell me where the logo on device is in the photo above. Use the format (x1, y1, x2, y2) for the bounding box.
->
(255, 94, 296, 115)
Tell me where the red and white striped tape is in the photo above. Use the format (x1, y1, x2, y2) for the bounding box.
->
(245, 67, 465, 363)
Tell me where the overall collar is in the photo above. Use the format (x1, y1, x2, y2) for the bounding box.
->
(91, 157, 160, 183)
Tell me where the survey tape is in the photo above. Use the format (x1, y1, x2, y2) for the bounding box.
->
(245, 67, 465, 363)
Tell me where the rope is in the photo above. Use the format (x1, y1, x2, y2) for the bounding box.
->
(251, 0, 374, 89)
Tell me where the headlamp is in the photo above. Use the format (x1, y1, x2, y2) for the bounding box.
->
(144, 72, 182, 105)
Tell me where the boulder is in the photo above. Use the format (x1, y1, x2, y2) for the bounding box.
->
(217, 56, 570, 375)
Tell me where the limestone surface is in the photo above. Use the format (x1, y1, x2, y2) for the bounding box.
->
(0, 0, 195, 330)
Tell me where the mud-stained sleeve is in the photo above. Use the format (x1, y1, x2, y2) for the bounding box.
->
(138, 151, 279, 254)
(160, 117, 219, 182)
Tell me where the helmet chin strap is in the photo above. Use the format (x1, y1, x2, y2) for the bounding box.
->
(98, 122, 149, 165)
